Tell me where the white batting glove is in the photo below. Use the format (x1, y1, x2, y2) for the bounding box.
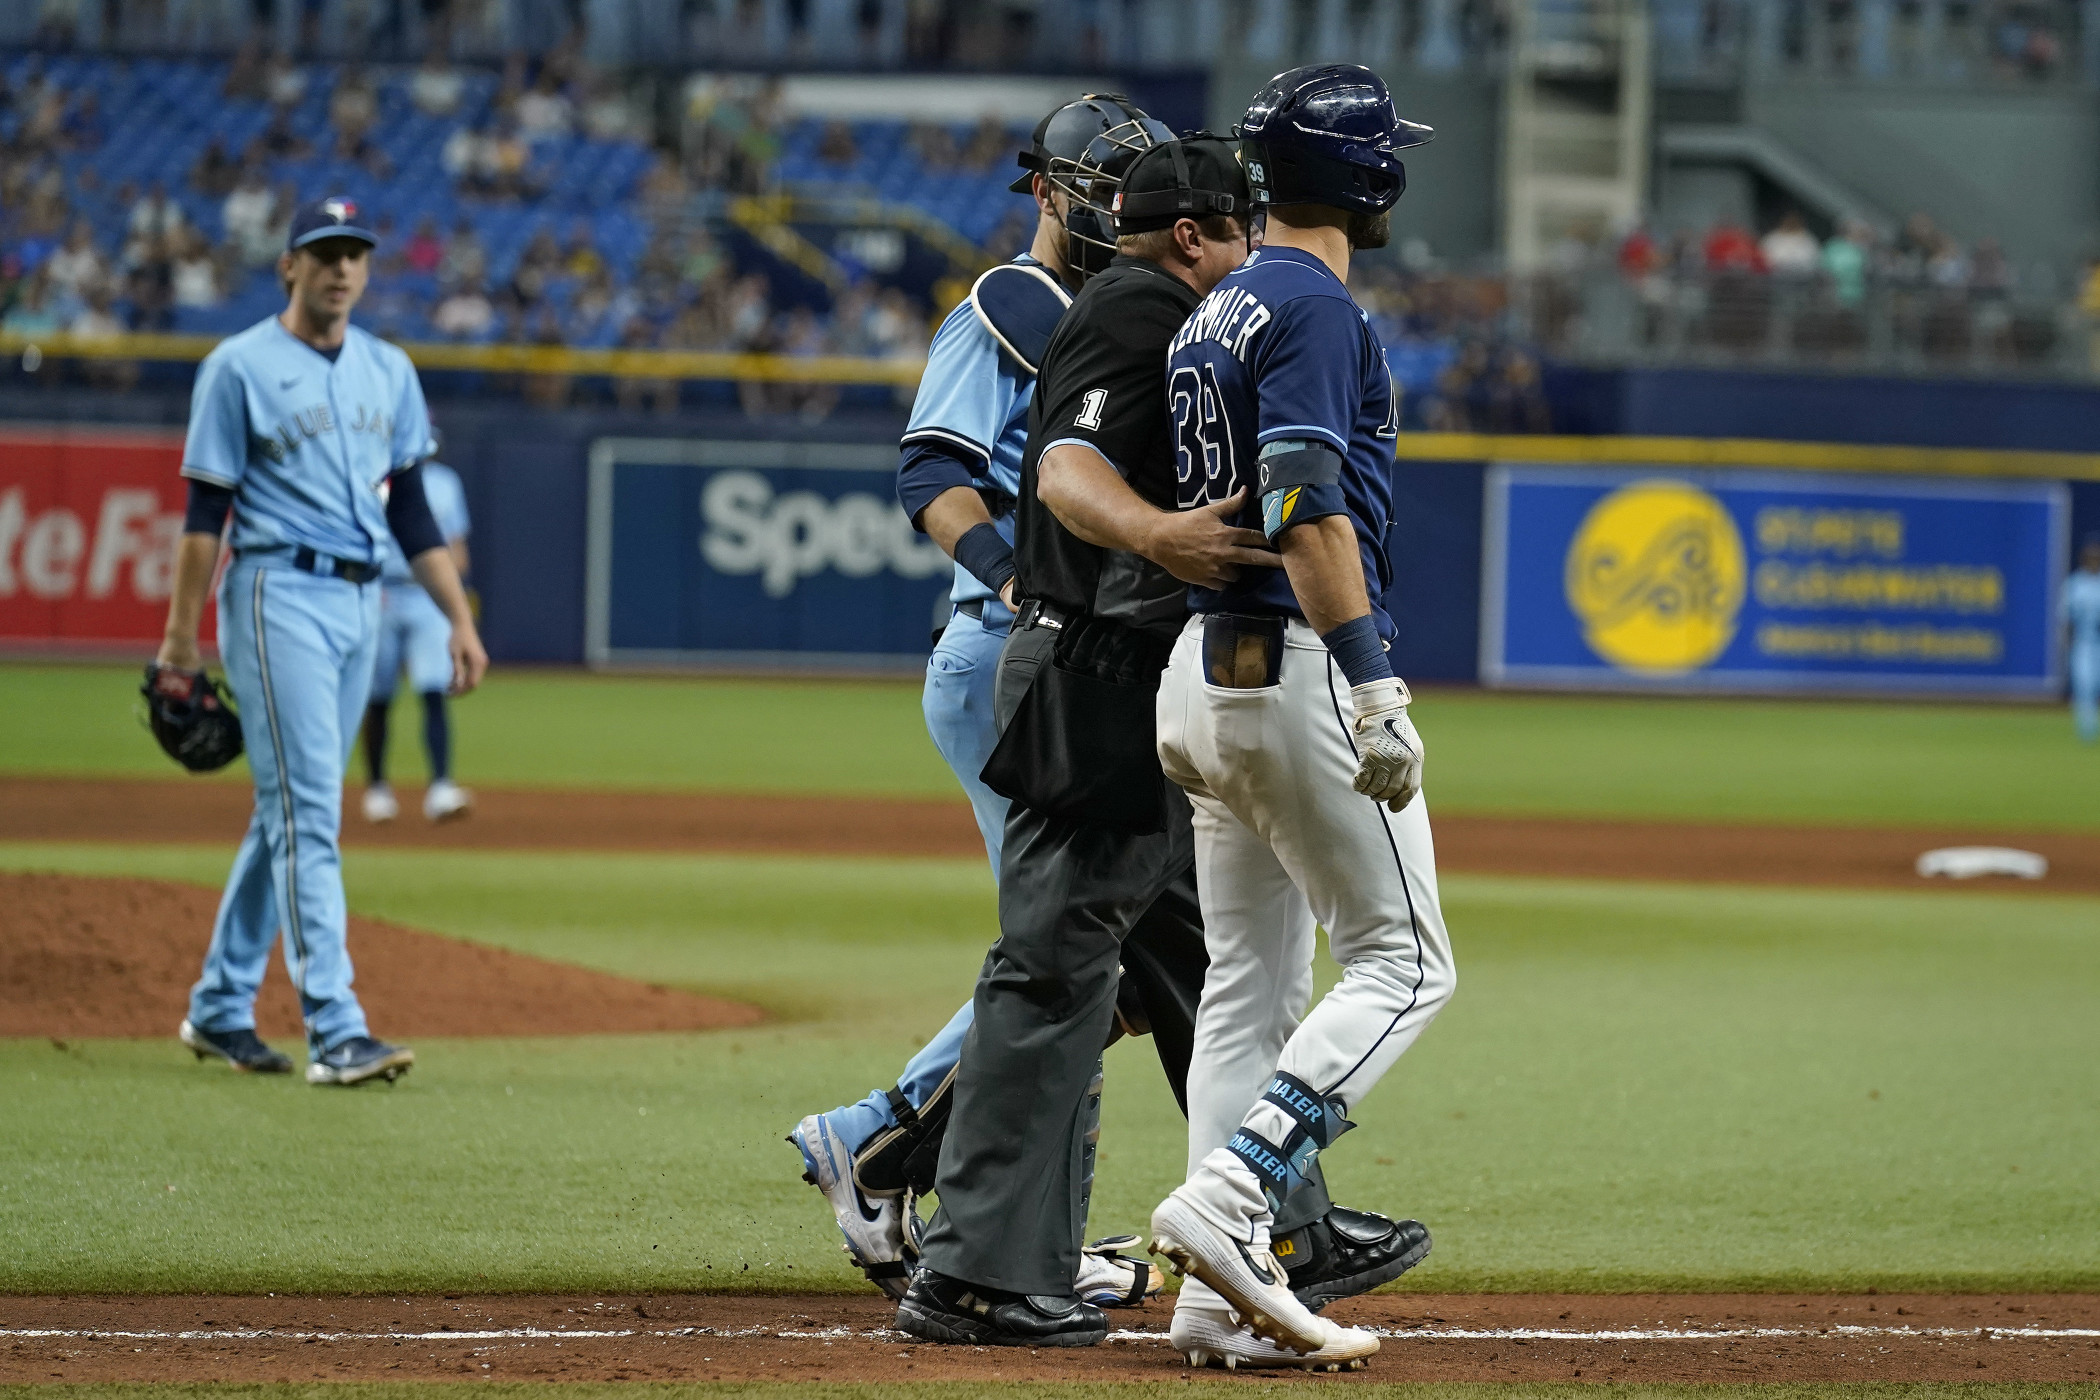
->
(1349, 678, 1423, 813)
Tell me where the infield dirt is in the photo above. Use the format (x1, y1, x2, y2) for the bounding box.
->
(5, 777, 2098, 894)
(5, 1292, 2098, 1384)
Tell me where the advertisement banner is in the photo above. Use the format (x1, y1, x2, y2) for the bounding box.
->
(1482, 464, 2068, 695)
(585, 438, 951, 669)
(0, 426, 208, 652)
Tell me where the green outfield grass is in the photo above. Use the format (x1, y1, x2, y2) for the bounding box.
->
(5, 1388, 2093, 1400)
(3, 842, 2095, 1296)
(4, 661, 2094, 829)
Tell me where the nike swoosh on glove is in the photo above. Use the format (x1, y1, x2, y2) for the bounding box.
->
(1349, 679, 1423, 812)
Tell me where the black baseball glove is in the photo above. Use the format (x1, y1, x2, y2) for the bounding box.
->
(140, 663, 244, 773)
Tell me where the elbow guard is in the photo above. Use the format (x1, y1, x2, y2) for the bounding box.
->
(1256, 439, 1345, 542)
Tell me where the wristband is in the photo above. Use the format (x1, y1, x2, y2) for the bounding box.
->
(1320, 614, 1393, 688)
(952, 522, 1017, 598)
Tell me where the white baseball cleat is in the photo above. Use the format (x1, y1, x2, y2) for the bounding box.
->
(361, 783, 399, 823)
(1172, 1300, 1379, 1371)
(1149, 1189, 1328, 1355)
(1075, 1234, 1159, 1308)
(786, 1113, 919, 1299)
(423, 779, 472, 822)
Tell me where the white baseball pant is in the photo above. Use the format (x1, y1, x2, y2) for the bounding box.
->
(1156, 615, 1456, 1201)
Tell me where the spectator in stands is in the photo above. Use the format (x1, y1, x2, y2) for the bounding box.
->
(1971, 237, 2013, 300)
(71, 279, 124, 338)
(1703, 217, 1765, 274)
(330, 65, 379, 142)
(221, 164, 279, 265)
(960, 115, 1009, 173)
(128, 181, 185, 243)
(511, 228, 563, 307)
(817, 119, 860, 165)
(44, 220, 108, 303)
(1928, 232, 1971, 290)
(580, 74, 641, 142)
(191, 137, 240, 198)
(223, 39, 267, 100)
(123, 233, 174, 332)
(1887, 212, 1939, 287)
(264, 50, 307, 108)
(433, 275, 497, 339)
(727, 273, 772, 348)
(21, 85, 66, 156)
(258, 108, 313, 161)
(866, 285, 927, 360)
(522, 308, 573, 408)
(170, 229, 222, 309)
(1760, 211, 1821, 278)
(515, 69, 574, 142)
(614, 314, 679, 415)
(639, 152, 690, 217)
(483, 119, 538, 197)
(443, 122, 493, 188)
(333, 118, 395, 178)
(404, 217, 446, 276)
(1822, 220, 1872, 307)
(439, 218, 487, 288)
(562, 220, 603, 279)
(411, 49, 467, 117)
(1, 269, 62, 336)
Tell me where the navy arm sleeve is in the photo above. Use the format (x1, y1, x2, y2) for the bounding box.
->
(183, 479, 234, 535)
(897, 440, 983, 532)
(386, 464, 446, 561)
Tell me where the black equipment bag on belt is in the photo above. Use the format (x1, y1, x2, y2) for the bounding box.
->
(981, 611, 1172, 833)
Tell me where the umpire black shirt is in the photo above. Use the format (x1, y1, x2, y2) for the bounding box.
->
(1016, 254, 1199, 639)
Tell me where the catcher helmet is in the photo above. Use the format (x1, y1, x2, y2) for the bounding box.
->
(1236, 64, 1433, 215)
(1012, 93, 1172, 284)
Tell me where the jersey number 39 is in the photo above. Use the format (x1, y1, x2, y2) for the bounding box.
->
(1170, 363, 1239, 507)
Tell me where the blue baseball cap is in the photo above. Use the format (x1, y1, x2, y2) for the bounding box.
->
(286, 195, 379, 252)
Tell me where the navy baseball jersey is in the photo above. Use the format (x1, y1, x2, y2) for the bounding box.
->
(1165, 245, 1401, 637)
(182, 318, 436, 567)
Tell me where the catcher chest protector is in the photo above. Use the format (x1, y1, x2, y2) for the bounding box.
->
(142, 663, 245, 773)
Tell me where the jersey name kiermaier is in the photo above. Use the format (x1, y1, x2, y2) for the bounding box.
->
(182, 318, 436, 567)
(1017, 255, 1201, 638)
(1166, 245, 1401, 637)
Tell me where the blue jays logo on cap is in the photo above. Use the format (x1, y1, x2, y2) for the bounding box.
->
(287, 194, 380, 252)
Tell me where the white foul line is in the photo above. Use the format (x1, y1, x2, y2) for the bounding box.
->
(4, 1323, 2096, 1344)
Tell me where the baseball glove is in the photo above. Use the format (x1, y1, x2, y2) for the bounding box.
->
(140, 663, 244, 773)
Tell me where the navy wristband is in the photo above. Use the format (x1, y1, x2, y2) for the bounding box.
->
(1320, 614, 1393, 688)
(952, 522, 1016, 598)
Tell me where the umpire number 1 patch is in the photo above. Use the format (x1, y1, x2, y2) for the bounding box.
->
(1074, 388, 1108, 430)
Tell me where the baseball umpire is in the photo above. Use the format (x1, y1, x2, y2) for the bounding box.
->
(895, 132, 1426, 1353)
(1146, 66, 1457, 1366)
(154, 195, 487, 1084)
(788, 94, 1176, 1310)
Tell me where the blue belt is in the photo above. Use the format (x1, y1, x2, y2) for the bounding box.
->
(245, 545, 382, 585)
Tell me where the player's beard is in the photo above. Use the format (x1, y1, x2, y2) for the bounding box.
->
(1347, 210, 1392, 250)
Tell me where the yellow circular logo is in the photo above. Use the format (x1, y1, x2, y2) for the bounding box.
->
(1564, 479, 1746, 674)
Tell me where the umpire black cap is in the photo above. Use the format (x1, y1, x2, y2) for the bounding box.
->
(1110, 134, 1251, 235)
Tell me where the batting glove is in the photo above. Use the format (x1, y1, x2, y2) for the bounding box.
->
(1349, 679, 1423, 813)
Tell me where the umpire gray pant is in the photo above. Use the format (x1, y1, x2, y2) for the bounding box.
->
(918, 619, 1330, 1297)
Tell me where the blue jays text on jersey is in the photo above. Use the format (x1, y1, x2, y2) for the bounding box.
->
(1165, 245, 1402, 636)
(182, 318, 436, 566)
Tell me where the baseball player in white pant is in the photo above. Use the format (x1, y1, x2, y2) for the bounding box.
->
(1144, 66, 1455, 1366)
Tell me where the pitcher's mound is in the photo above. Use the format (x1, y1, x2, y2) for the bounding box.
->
(0, 871, 763, 1040)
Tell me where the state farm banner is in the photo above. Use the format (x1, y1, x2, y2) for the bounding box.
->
(0, 426, 206, 652)
(1481, 463, 2068, 695)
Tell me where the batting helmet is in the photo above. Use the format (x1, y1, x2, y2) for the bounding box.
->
(1236, 64, 1433, 214)
(1012, 93, 1173, 284)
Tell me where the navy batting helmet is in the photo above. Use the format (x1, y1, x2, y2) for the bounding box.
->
(1236, 64, 1433, 214)
(1012, 93, 1172, 284)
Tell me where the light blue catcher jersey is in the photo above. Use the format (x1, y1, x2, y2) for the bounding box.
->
(902, 257, 1038, 606)
(380, 461, 470, 584)
(181, 318, 436, 567)
(2065, 570, 2100, 647)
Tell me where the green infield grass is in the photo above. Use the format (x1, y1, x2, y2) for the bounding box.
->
(3, 661, 2094, 829)
(4, 1387, 2093, 1400)
(2, 842, 2095, 1296)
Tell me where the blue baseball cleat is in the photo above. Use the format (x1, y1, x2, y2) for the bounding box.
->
(787, 1112, 922, 1299)
(179, 1019, 292, 1073)
(305, 1035, 415, 1086)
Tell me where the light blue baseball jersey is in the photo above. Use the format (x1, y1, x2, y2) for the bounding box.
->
(2065, 570, 2100, 647)
(902, 256, 1038, 607)
(181, 318, 436, 567)
(380, 461, 470, 584)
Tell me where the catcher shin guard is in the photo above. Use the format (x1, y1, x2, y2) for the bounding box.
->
(853, 1070, 954, 1198)
(140, 663, 244, 772)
